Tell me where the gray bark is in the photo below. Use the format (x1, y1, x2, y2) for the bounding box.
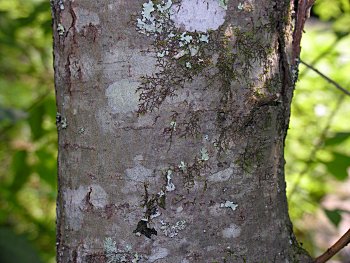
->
(52, 0, 312, 262)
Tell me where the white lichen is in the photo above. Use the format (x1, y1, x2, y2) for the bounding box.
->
(132, 253, 140, 263)
(57, 23, 65, 35)
(222, 223, 241, 239)
(61, 118, 68, 128)
(170, 121, 177, 130)
(78, 127, 85, 134)
(148, 247, 169, 262)
(200, 147, 209, 161)
(173, 50, 187, 59)
(237, 2, 244, 10)
(160, 220, 186, 237)
(104, 237, 119, 263)
(218, 0, 228, 10)
(142, 0, 155, 20)
(105, 80, 140, 114)
(220, 200, 238, 211)
(64, 186, 87, 230)
(56, 112, 68, 129)
(208, 167, 233, 182)
(104, 238, 141, 262)
(185, 62, 192, 68)
(137, 0, 173, 35)
(165, 170, 175, 192)
(189, 45, 199, 56)
(199, 33, 209, 43)
(170, 0, 226, 32)
(179, 32, 193, 47)
(89, 184, 108, 208)
(157, 0, 172, 13)
(58, 0, 64, 10)
(178, 161, 186, 171)
(150, 208, 161, 219)
(157, 50, 169, 58)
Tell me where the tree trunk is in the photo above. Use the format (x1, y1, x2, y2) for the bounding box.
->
(52, 0, 313, 262)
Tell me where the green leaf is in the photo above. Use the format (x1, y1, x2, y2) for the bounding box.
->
(0, 227, 43, 263)
(322, 152, 350, 180)
(35, 150, 57, 188)
(324, 209, 342, 227)
(28, 104, 45, 140)
(324, 132, 350, 146)
(10, 150, 31, 192)
(333, 14, 350, 35)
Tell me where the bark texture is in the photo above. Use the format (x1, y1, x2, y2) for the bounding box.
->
(52, 0, 312, 262)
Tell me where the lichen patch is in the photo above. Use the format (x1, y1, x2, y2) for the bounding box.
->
(148, 247, 169, 262)
(170, 0, 227, 32)
(208, 167, 233, 182)
(89, 184, 109, 208)
(75, 7, 100, 33)
(222, 223, 241, 239)
(64, 186, 88, 231)
(125, 164, 153, 182)
(105, 80, 140, 114)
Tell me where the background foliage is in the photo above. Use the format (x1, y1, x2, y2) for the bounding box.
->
(0, 0, 349, 262)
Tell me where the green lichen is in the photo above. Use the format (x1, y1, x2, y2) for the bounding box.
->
(136, 0, 213, 115)
(104, 237, 141, 263)
(56, 112, 67, 129)
(217, 0, 229, 10)
(57, 23, 65, 35)
(160, 219, 186, 237)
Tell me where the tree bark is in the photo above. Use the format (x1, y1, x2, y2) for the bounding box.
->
(52, 0, 313, 262)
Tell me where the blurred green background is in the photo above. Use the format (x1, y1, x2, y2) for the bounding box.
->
(0, 0, 349, 262)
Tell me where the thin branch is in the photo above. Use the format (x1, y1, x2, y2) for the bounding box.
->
(314, 228, 350, 263)
(300, 59, 350, 97)
(288, 95, 345, 198)
(299, 37, 341, 79)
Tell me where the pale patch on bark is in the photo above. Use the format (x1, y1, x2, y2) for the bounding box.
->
(222, 223, 241, 239)
(148, 247, 169, 262)
(89, 184, 108, 208)
(64, 186, 87, 231)
(170, 0, 226, 32)
(102, 46, 157, 81)
(105, 80, 140, 114)
(121, 155, 154, 194)
(209, 203, 225, 217)
(208, 167, 233, 182)
(75, 7, 100, 33)
(63, 185, 109, 230)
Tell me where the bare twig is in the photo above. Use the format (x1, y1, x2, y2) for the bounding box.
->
(299, 37, 342, 79)
(288, 95, 345, 198)
(314, 228, 350, 263)
(300, 59, 350, 97)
